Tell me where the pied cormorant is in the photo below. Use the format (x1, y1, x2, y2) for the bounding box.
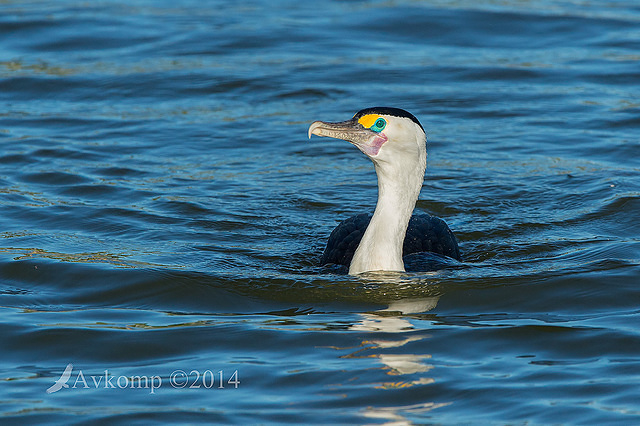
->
(308, 107, 461, 275)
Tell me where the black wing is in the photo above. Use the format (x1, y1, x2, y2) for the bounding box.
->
(320, 213, 461, 267)
(320, 213, 372, 267)
(404, 214, 461, 261)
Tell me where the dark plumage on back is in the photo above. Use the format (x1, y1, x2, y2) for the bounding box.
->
(320, 213, 461, 268)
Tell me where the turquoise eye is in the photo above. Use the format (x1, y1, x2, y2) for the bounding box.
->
(371, 118, 387, 133)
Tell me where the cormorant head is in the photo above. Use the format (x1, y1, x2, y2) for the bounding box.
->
(308, 107, 426, 168)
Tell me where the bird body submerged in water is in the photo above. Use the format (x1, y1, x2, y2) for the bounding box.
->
(308, 107, 461, 275)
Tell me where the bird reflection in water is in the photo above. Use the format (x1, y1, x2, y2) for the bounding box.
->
(339, 288, 451, 423)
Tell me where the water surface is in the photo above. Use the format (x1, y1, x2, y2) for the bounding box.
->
(1, 0, 639, 424)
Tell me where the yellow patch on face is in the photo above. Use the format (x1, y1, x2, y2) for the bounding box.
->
(357, 114, 380, 129)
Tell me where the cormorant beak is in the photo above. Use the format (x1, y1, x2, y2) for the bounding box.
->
(308, 119, 368, 142)
(308, 118, 387, 157)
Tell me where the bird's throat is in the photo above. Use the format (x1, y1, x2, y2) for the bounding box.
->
(348, 163, 424, 275)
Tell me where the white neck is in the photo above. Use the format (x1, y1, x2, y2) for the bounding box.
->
(349, 142, 426, 275)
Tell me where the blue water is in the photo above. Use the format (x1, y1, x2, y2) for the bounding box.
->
(1, 0, 639, 424)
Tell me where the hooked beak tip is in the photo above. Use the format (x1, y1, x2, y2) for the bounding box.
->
(308, 121, 322, 140)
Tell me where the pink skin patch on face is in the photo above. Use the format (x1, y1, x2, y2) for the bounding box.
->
(357, 133, 387, 157)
